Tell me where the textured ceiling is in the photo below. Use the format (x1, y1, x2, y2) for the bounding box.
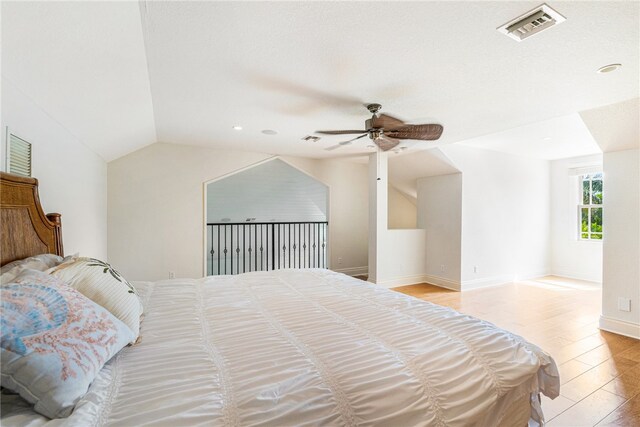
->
(389, 149, 460, 200)
(2, 1, 639, 162)
(1, 1, 156, 161)
(458, 113, 601, 160)
(580, 97, 640, 153)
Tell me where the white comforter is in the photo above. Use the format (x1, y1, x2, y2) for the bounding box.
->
(2, 269, 559, 426)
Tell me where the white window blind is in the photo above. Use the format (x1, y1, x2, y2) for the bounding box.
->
(7, 133, 32, 177)
(568, 165, 602, 176)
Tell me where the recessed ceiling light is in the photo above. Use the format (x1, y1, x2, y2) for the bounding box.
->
(232, 125, 243, 130)
(597, 64, 622, 74)
(542, 136, 552, 141)
(262, 129, 278, 135)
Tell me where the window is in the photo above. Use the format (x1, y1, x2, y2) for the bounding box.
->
(579, 173, 603, 240)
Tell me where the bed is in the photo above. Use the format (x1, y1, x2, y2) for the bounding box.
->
(0, 171, 560, 426)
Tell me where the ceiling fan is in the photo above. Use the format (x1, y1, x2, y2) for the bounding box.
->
(317, 103, 444, 152)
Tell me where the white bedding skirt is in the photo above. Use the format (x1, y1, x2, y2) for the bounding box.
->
(1, 269, 559, 426)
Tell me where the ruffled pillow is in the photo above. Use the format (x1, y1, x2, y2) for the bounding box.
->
(0, 254, 65, 284)
(49, 257, 143, 343)
(1, 270, 134, 418)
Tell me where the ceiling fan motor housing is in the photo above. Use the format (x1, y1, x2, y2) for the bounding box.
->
(365, 118, 374, 130)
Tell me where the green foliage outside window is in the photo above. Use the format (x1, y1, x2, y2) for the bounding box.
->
(579, 173, 603, 240)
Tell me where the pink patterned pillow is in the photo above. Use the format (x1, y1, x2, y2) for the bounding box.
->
(0, 270, 134, 418)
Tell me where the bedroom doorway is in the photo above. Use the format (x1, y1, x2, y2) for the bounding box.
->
(204, 158, 329, 276)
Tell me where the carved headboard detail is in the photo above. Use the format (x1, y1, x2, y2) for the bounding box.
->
(1, 172, 63, 266)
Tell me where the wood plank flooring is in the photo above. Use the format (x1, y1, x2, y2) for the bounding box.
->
(391, 276, 640, 427)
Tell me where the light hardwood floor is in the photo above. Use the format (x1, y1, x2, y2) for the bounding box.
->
(391, 276, 640, 427)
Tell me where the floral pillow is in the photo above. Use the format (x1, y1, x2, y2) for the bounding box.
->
(49, 257, 143, 343)
(0, 270, 134, 418)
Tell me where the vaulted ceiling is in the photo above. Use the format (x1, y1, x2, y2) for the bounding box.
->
(2, 1, 638, 162)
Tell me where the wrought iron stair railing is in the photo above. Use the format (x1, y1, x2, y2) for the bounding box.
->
(206, 221, 328, 276)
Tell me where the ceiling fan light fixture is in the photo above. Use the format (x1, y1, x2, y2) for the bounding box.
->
(302, 135, 321, 142)
(597, 63, 622, 74)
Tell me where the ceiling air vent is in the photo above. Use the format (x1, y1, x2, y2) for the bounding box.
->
(497, 3, 566, 42)
(302, 135, 321, 142)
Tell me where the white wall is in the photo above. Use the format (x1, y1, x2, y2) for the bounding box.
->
(388, 185, 417, 229)
(108, 143, 369, 280)
(378, 229, 427, 287)
(282, 156, 369, 277)
(599, 149, 640, 338)
(367, 151, 426, 287)
(417, 173, 462, 290)
(441, 145, 550, 289)
(580, 99, 639, 338)
(1, 78, 107, 259)
(550, 154, 603, 282)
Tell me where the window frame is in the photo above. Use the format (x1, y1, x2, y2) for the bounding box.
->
(577, 172, 603, 241)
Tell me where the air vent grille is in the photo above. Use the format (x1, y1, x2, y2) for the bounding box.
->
(7, 133, 32, 177)
(498, 4, 566, 42)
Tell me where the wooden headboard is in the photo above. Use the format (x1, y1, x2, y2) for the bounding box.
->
(0, 172, 64, 266)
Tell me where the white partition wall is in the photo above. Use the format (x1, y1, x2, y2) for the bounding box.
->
(417, 173, 463, 290)
(599, 149, 640, 338)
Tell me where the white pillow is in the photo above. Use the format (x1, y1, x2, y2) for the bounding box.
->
(49, 257, 143, 343)
(1, 254, 64, 284)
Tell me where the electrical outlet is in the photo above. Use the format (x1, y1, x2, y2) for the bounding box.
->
(440, 264, 445, 272)
(169, 271, 175, 279)
(618, 297, 631, 312)
(338, 257, 343, 265)
(473, 266, 478, 274)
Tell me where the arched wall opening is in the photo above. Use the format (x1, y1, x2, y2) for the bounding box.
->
(203, 158, 329, 276)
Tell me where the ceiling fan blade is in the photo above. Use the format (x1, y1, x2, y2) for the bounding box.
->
(315, 130, 367, 135)
(371, 113, 405, 130)
(386, 124, 443, 140)
(374, 135, 400, 151)
(324, 134, 368, 151)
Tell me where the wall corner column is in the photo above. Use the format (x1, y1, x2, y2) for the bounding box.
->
(368, 150, 388, 284)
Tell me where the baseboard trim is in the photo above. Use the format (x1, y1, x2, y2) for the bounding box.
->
(461, 275, 513, 290)
(376, 274, 461, 290)
(375, 274, 429, 289)
(334, 266, 368, 277)
(550, 269, 602, 284)
(516, 271, 550, 282)
(422, 274, 461, 291)
(599, 316, 640, 339)
(461, 271, 549, 291)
